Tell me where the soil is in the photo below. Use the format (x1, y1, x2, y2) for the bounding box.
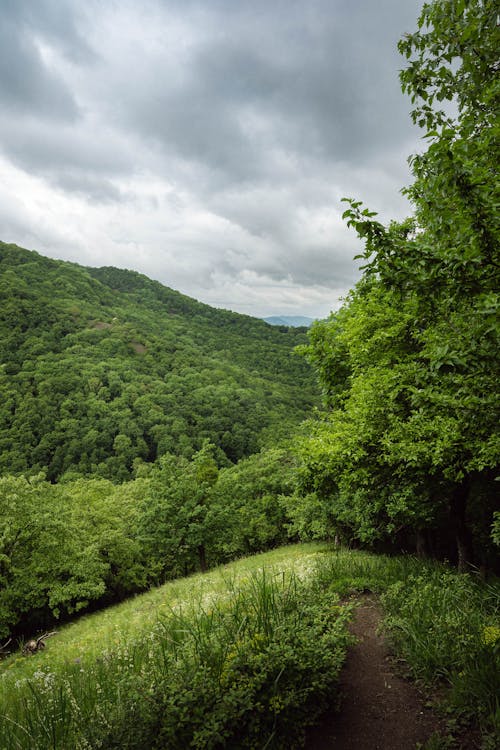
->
(304, 596, 479, 750)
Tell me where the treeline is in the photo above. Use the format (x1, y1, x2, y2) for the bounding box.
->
(0, 444, 320, 640)
(296, 0, 499, 571)
(0, 245, 317, 480)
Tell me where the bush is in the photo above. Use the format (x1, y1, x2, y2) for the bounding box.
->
(151, 577, 352, 749)
(0, 566, 352, 749)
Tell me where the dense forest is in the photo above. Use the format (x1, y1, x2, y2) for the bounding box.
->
(0, 242, 317, 480)
(0, 0, 498, 653)
(0, 244, 319, 638)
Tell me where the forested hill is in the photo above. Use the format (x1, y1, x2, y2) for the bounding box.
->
(0, 241, 318, 481)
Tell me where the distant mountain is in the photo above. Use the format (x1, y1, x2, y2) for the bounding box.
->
(263, 315, 315, 328)
(0, 242, 319, 481)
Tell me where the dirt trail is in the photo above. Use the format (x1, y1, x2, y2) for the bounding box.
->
(305, 596, 455, 750)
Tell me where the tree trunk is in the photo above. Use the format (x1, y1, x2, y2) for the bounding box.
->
(198, 544, 207, 572)
(416, 529, 428, 559)
(450, 478, 473, 572)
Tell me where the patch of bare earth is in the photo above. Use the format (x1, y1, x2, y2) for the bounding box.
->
(305, 596, 478, 750)
(130, 341, 147, 354)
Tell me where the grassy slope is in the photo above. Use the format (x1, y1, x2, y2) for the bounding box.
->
(1, 545, 498, 748)
(0, 543, 351, 750)
(0, 543, 326, 683)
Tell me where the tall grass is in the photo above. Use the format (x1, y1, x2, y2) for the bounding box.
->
(1, 545, 498, 748)
(311, 547, 444, 595)
(0, 544, 351, 750)
(315, 549, 499, 740)
(381, 567, 500, 740)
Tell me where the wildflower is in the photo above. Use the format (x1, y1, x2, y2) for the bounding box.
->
(482, 625, 500, 647)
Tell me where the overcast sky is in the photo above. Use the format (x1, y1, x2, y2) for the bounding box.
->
(0, 0, 424, 318)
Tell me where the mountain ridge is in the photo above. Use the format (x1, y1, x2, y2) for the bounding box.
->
(0, 241, 318, 480)
(263, 315, 315, 328)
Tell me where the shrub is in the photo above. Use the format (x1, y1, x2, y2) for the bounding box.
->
(0, 565, 352, 750)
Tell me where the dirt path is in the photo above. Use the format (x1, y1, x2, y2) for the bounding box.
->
(304, 596, 457, 750)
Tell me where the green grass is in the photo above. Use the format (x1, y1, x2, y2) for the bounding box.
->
(1, 543, 351, 749)
(0, 543, 325, 684)
(315, 549, 499, 742)
(381, 567, 500, 741)
(1, 544, 498, 749)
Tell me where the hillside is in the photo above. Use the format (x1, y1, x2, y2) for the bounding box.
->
(0, 242, 318, 481)
(1, 546, 496, 749)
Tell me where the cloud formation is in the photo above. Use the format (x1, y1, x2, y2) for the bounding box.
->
(0, 0, 424, 317)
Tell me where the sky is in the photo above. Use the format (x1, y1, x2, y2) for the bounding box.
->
(0, 0, 425, 319)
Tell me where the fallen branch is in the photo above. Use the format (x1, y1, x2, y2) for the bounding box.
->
(23, 631, 57, 655)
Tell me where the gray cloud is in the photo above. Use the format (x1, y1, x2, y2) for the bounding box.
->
(0, 0, 424, 317)
(0, 18, 77, 120)
(107, 0, 419, 183)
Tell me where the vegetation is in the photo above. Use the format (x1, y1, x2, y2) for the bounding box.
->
(0, 243, 317, 481)
(0, 445, 301, 640)
(0, 545, 353, 750)
(382, 569, 500, 739)
(312, 551, 500, 740)
(0, 0, 498, 747)
(296, 0, 499, 570)
(1, 546, 498, 748)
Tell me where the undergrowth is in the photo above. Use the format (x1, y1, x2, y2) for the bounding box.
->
(0, 546, 352, 749)
(314, 549, 500, 746)
(381, 568, 500, 745)
(1, 546, 498, 748)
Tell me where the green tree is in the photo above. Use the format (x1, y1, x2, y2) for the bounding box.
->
(299, 0, 499, 569)
(140, 442, 219, 578)
(0, 475, 108, 638)
(64, 477, 150, 599)
(210, 447, 295, 558)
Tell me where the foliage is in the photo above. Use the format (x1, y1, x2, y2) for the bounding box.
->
(0, 243, 317, 481)
(0, 548, 351, 750)
(1, 545, 497, 747)
(139, 441, 220, 579)
(0, 443, 306, 638)
(139, 443, 302, 581)
(492, 513, 500, 548)
(150, 574, 351, 750)
(0, 475, 105, 639)
(0, 474, 152, 639)
(382, 568, 500, 738)
(209, 447, 297, 559)
(297, 0, 500, 568)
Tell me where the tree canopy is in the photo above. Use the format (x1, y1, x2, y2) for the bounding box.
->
(298, 0, 499, 570)
(0, 244, 318, 481)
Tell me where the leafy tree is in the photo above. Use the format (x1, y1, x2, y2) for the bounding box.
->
(0, 471, 154, 639)
(299, 0, 499, 569)
(140, 442, 219, 578)
(210, 447, 296, 558)
(0, 475, 108, 638)
(63, 478, 150, 599)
